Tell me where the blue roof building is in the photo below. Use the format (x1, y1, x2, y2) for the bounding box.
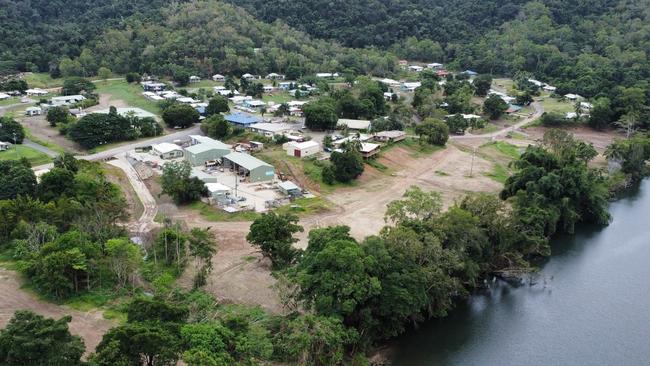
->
(224, 113, 262, 127)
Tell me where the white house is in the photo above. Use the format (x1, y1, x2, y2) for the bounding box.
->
(25, 88, 48, 96)
(51, 95, 85, 106)
(25, 106, 42, 116)
(212, 74, 225, 82)
(249, 122, 294, 136)
(401, 82, 421, 92)
(383, 92, 395, 100)
(528, 79, 544, 87)
(243, 100, 266, 109)
(265, 73, 285, 80)
(0, 141, 9, 151)
(564, 93, 583, 101)
(316, 72, 339, 78)
(189, 75, 201, 83)
(337, 119, 372, 131)
(151, 143, 184, 159)
(262, 85, 275, 93)
(0, 93, 10, 100)
(543, 85, 557, 92)
(379, 78, 400, 87)
(284, 140, 320, 158)
(427, 63, 444, 69)
(230, 96, 252, 104)
(580, 102, 594, 110)
(242, 73, 257, 80)
(359, 142, 380, 159)
(408, 65, 424, 72)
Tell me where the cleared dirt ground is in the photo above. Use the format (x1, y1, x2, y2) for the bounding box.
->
(0, 268, 114, 355)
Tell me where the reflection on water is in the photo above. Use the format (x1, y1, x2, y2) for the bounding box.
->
(393, 180, 650, 366)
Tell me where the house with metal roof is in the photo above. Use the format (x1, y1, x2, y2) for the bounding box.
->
(223, 152, 274, 182)
(190, 168, 219, 183)
(185, 138, 232, 166)
(337, 119, 372, 131)
(152, 143, 183, 159)
(224, 113, 263, 127)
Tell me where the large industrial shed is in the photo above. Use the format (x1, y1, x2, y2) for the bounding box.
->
(223, 152, 275, 182)
(185, 139, 231, 166)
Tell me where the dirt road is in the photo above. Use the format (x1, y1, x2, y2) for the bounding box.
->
(0, 268, 113, 355)
(107, 154, 159, 234)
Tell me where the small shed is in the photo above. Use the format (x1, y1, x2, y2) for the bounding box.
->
(223, 152, 275, 182)
(152, 143, 183, 159)
(278, 181, 301, 196)
(25, 106, 42, 116)
(212, 74, 225, 82)
(0, 142, 9, 151)
(205, 183, 231, 199)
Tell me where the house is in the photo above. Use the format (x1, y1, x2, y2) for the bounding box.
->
(152, 143, 183, 159)
(249, 122, 294, 136)
(92, 107, 157, 119)
(0, 93, 10, 100)
(25, 106, 42, 116)
(398, 60, 408, 67)
(265, 73, 285, 80)
(408, 65, 424, 72)
(229, 96, 252, 104)
(189, 75, 201, 83)
(506, 105, 523, 114)
(284, 140, 320, 158)
(566, 112, 578, 119)
(224, 113, 262, 128)
(436, 70, 451, 77)
(427, 63, 444, 69)
(244, 100, 266, 109)
(462, 70, 478, 76)
(580, 102, 594, 110)
(216, 89, 238, 97)
(383, 92, 395, 101)
(0, 142, 9, 151)
(379, 78, 400, 87)
(176, 97, 199, 104)
(338, 119, 371, 131)
(185, 138, 231, 166)
(212, 74, 225, 82)
(316, 73, 339, 78)
(401, 82, 421, 92)
(360, 142, 380, 159)
(222, 152, 275, 182)
(262, 85, 275, 93)
(51, 95, 85, 106)
(564, 93, 582, 101)
(527, 79, 544, 87)
(543, 85, 557, 92)
(241, 73, 257, 80)
(278, 82, 293, 91)
(278, 181, 301, 197)
(374, 130, 406, 143)
(142, 82, 166, 92)
(205, 183, 231, 200)
(25, 88, 48, 96)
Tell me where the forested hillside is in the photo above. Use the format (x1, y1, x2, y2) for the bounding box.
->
(0, 0, 176, 74)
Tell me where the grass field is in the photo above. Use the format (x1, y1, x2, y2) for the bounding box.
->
(22, 73, 63, 89)
(539, 97, 575, 114)
(0, 97, 22, 107)
(482, 141, 522, 159)
(95, 80, 162, 115)
(262, 92, 293, 104)
(479, 141, 521, 183)
(0, 145, 52, 166)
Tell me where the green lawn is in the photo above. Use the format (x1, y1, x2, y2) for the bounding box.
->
(400, 138, 444, 158)
(22, 73, 63, 89)
(94, 79, 162, 115)
(492, 78, 515, 93)
(481, 141, 521, 159)
(262, 92, 293, 104)
(0, 97, 21, 107)
(0, 145, 52, 166)
(189, 201, 261, 222)
(539, 97, 575, 114)
(484, 163, 509, 183)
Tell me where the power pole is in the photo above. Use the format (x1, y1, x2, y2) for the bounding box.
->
(469, 146, 477, 177)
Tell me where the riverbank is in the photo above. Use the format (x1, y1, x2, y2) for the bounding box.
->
(390, 179, 650, 366)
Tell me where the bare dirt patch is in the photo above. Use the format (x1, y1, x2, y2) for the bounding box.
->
(526, 125, 618, 152)
(19, 114, 83, 153)
(0, 268, 114, 356)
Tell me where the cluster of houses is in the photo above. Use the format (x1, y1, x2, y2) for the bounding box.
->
(23, 94, 88, 117)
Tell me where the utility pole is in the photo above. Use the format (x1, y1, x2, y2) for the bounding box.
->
(469, 146, 477, 177)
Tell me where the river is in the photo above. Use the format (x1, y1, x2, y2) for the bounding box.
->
(392, 180, 650, 366)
